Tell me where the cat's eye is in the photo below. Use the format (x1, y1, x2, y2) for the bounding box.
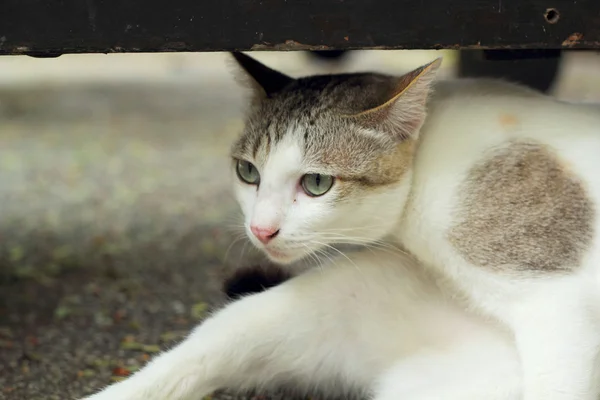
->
(301, 174, 334, 197)
(236, 160, 260, 185)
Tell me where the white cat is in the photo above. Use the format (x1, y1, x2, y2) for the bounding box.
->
(80, 51, 600, 400)
(230, 53, 600, 399)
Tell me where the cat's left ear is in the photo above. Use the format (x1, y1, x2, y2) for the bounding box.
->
(230, 52, 295, 99)
(350, 58, 442, 140)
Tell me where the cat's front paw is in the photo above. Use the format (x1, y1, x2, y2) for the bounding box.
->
(80, 376, 202, 400)
(80, 382, 147, 400)
(81, 391, 140, 400)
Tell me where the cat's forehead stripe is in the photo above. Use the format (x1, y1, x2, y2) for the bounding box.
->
(252, 120, 272, 159)
(262, 136, 304, 183)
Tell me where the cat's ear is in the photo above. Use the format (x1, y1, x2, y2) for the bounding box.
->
(230, 52, 295, 98)
(349, 58, 442, 140)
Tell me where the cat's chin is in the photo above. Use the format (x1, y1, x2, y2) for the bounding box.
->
(263, 248, 303, 265)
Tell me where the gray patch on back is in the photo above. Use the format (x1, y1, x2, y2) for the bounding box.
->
(449, 140, 595, 273)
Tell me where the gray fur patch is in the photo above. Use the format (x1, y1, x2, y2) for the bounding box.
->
(449, 140, 595, 273)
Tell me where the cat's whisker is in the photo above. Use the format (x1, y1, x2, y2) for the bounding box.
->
(294, 233, 410, 261)
(311, 246, 338, 272)
(224, 223, 246, 232)
(328, 238, 406, 256)
(310, 240, 364, 276)
(303, 244, 327, 272)
(317, 224, 399, 233)
(309, 231, 402, 247)
(223, 234, 250, 264)
(237, 239, 254, 265)
(293, 232, 404, 253)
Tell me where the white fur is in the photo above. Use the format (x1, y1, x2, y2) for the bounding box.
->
(397, 82, 600, 399)
(82, 250, 521, 400)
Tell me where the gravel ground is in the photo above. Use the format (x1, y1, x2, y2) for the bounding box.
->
(0, 50, 598, 400)
(0, 79, 253, 400)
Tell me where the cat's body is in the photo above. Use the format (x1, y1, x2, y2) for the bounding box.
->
(400, 79, 600, 399)
(402, 78, 600, 315)
(81, 54, 600, 400)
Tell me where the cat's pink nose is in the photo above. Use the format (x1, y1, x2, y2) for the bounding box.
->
(250, 225, 280, 244)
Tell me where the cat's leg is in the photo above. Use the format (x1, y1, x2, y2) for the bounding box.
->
(373, 336, 522, 400)
(81, 264, 383, 400)
(83, 286, 349, 400)
(510, 276, 600, 400)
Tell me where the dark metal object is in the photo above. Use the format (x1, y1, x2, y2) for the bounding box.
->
(309, 50, 349, 62)
(1, 0, 599, 56)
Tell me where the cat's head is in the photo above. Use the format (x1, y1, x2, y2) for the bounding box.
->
(230, 52, 441, 265)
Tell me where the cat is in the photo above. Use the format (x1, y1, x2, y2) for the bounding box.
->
(231, 53, 600, 399)
(78, 53, 528, 400)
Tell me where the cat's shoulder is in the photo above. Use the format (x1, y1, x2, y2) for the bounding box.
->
(431, 78, 546, 103)
(428, 77, 599, 127)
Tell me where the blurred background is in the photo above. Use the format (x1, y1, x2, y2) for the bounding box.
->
(0, 50, 599, 399)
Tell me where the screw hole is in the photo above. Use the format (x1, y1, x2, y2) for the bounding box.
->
(545, 8, 560, 24)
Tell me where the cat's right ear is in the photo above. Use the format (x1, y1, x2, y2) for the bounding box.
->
(230, 52, 295, 98)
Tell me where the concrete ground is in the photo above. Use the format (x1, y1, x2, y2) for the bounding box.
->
(0, 50, 599, 400)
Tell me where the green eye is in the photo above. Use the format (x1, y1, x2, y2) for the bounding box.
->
(301, 173, 334, 197)
(236, 160, 260, 185)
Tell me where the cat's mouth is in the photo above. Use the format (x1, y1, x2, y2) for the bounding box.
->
(262, 242, 319, 265)
(265, 248, 288, 258)
(251, 237, 317, 265)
